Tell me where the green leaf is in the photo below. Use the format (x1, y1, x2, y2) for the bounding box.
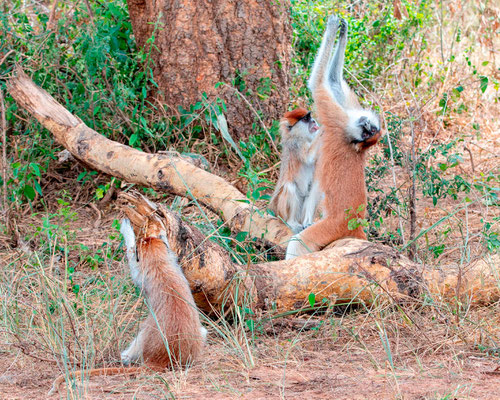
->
(34, 181, 43, 196)
(23, 185, 36, 201)
(479, 75, 488, 93)
(77, 171, 87, 181)
(356, 204, 365, 213)
(129, 133, 139, 146)
(347, 218, 358, 230)
(308, 293, 316, 308)
(245, 319, 254, 332)
(30, 163, 41, 177)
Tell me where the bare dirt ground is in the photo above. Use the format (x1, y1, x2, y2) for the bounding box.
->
(1, 329, 500, 399)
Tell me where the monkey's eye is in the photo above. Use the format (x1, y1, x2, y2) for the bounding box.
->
(300, 113, 312, 123)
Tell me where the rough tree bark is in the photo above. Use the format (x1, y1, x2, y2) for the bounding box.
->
(120, 191, 500, 314)
(7, 69, 291, 246)
(126, 0, 292, 139)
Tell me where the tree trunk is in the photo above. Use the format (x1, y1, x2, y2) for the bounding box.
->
(126, 0, 292, 139)
(7, 69, 291, 246)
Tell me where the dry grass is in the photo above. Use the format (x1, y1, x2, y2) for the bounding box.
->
(0, 205, 498, 399)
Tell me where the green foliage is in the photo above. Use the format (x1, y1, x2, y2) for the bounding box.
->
(290, 0, 433, 98)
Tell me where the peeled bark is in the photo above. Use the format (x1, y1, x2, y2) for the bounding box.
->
(7, 69, 291, 246)
(127, 0, 292, 139)
(120, 191, 500, 313)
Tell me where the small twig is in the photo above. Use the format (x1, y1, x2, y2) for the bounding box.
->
(464, 145, 475, 174)
(89, 202, 102, 228)
(98, 182, 116, 209)
(0, 89, 8, 231)
(47, 0, 59, 31)
(83, 0, 96, 27)
(11, 342, 58, 364)
(0, 50, 15, 68)
(395, 76, 417, 259)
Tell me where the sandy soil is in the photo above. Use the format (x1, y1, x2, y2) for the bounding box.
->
(1, 329, 500, 400)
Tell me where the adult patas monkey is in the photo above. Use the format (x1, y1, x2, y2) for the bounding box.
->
(286, 14, 382, 259)
(49, 219, 206, 394)
(269, 108, 320, 233)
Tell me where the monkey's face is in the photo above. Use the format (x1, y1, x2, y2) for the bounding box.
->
(296, 112, 319, 136)
(357, 115, 380, 141)
(346, 110, 381, 151)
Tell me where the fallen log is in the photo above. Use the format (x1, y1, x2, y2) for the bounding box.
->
(120, 192, 500, 313)
(7, 68, 291, 246)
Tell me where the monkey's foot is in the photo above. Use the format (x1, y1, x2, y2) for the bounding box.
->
(121, 336, 143, 366)
(285, 234, 313, 259)
(121, 350, 138, 366)
(326, 14, 340, 32)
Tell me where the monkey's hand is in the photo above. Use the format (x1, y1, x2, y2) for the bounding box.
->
(339, 17, 348, 35)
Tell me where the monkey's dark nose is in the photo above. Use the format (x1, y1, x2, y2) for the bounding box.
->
(362, 125, 379, 140)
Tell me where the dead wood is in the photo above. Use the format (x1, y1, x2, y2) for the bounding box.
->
(120, 192, 500, 314)
(7, 68, 291, 246)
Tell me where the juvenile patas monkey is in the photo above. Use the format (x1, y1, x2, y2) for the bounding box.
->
(119, 218, 206, 366)
(49, 219, 206, 394)
(286, 14, 382, 259)
(269, 108, 320, 233)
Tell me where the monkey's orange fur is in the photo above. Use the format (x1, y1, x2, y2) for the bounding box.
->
(49, 222, 205, 395)
(133, 236, 204, 366)
(283, 107, 309, 125)
(299, 87, 380, 250)
(286, 15, 381, 258)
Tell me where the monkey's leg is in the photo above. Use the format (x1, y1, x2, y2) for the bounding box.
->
(121, 328, 146, 366)
(327, 18, 349, 105)
(301, 180, 323, 227)
(285, 215, 349, 259)
(120, 218, 143, 287)
(276, 183, 303, 233)
(308, 14, 340, 93)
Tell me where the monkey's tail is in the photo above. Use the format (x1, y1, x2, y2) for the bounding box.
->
(48, 366, 163, 395)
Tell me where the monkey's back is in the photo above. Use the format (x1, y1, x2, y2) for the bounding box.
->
(138, 238, 204, 367)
